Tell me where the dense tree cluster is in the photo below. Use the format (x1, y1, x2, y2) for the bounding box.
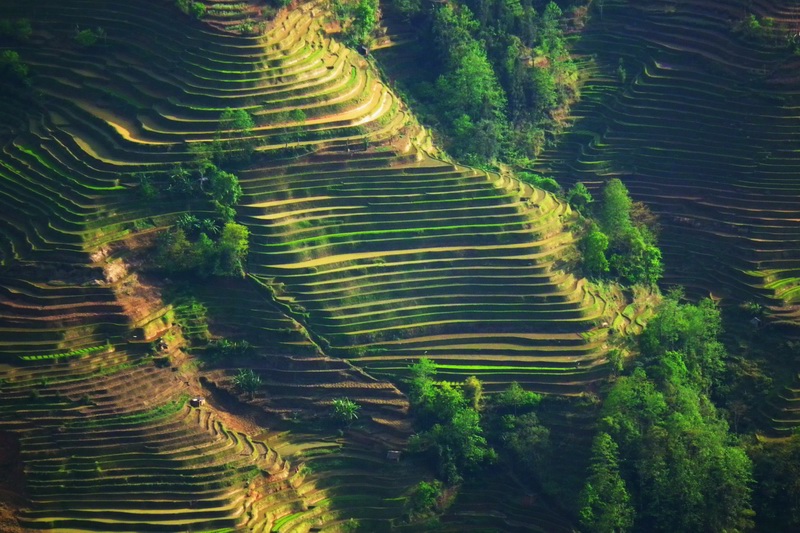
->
(0, 18, 32, 40)
(749, 432, 800, 532)
(387, 0, 578, 165)
(135, 118, 250, 279)
(579, 432, 634, 533)
(406, 358, 556, 500)
(407, 359, 496, 485)
(579, 292, 754, 532)
(156, 220, 250, 277)
(331, 0, 380, 46)
(572, 178, 662, 286)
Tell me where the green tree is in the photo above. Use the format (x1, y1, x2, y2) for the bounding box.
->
(640, 289, 726, 392)
(199, 218, 220, 236)
(404, 480, 442, 520)
(492, 381, 541, 415)
(583, 224, 610, 277)
(598, 345, 754, 532)
(424, 407, 495, 484)
(176, 213, 200, 234)
(331, 397, 361, 425)
(431, 4, 508, 162)
(216, 222, 249, 277)
(0, 50, 28, 82)
(598, 179, 662, 285)
(407, 359, 494, 485)
(349, 0, 379, 45)
(333, 0, 379, 46)
(750, 433, 800, 531)
(189, 1, 206, 18)
(600, 179, 633, 240)
(431, 381, 467, 422)
(499, 411, 550, 474)
(176, 0, 206, 19)
(217, 108, 255, 160)
(167, 164, 195, 196)
(136, 173, 158, 200)
(608, 230, 662, 285)
(0, 18, 32, 40)
(579, 432, 634, 533)
(630, 201, 660, 242)
(408, 357, 437, 412)
(206, 338, 253, 364)
(157, 228, 203, 272)
(463, 375, 483, 410)
(220, 108, 255, 133)
(209, 168, 242, 207)
(392, 0, 422, 21)
(567, 182, 593, 213)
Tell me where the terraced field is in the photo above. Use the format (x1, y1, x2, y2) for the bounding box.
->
(0, 0, 654, 528)
(536, 0, 800, 317)
(527, 0, 800, 438)
(241, 148, 612, 394)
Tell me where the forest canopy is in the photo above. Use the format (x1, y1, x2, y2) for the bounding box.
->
(385, 0, 579, 165)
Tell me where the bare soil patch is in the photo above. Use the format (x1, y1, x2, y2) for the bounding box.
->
(0, 432, 24, 533)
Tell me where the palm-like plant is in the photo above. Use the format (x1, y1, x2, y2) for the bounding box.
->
(176, 213, 200, 233)
(331, 397, 361, 426)
(233, 369, 262, 398)
(199, 218, 220, 236)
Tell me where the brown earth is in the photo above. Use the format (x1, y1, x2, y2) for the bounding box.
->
(0, 432, 24, 533)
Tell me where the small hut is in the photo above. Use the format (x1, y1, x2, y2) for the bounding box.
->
(190, 397, 205, 408)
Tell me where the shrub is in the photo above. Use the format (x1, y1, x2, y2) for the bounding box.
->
(0, 50, 29, 82)
(405, 480, 443, 520)
(136, 174, 158, 200)
(189, 2, 206, 19)
(491, 382, 541, 415)
(0, 18, 32, 40)
(233, 369, 262, 396)
(518, 171, 561, 194)
(206, 338, 253, 364)
(567, 182, 593, 214)
(331, 397, 361, 425)
(74, 28, 103, 47)
(176, 0, 206, 19)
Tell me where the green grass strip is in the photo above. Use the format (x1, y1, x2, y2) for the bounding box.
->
(20, 344, 108, 361)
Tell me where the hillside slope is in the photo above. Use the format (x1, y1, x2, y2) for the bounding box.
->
(0, 0, 600, 530)
(537, 0, 800, 321)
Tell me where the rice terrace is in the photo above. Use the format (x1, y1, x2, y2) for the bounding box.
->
(2, 0, 800, 531)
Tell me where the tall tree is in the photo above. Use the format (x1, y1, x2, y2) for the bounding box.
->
(640, 289, 726, 392)
(579, 432, 634, 533)
(600, 178, 633, 240)
(583, 223, 610, 277)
